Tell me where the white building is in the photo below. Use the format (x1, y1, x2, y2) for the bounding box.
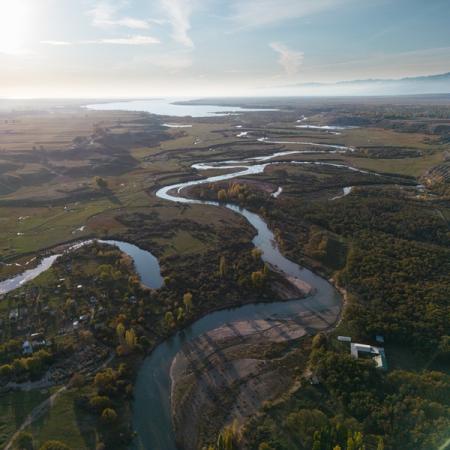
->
(350, 343, 387, 370)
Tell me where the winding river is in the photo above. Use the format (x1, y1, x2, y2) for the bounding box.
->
(132, 147, 347, 449)
(0, 240, 163, 295)
(0, 108, 424, 449)
(1, 142, 355, 449)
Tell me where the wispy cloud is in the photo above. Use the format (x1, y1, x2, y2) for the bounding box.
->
(94, 35, 160, 45)
(160, 0, 195, 48)
(231, 0, 346, 28)
(270, 42, 304, 76)
(41, 36, 160, 46)
(88, 1, 152, 30)
(40, 40, 71, 46)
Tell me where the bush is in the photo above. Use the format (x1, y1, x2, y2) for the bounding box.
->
(38, 441, 70, 450)
(101, 407, 118, 425)
(69, 372, 85, 389)
(89, 395, 112, 414)
(0, 363, 13, 379)
(13, 431, 34, 450)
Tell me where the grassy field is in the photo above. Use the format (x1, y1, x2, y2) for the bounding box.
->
(26, 388, 97, 450)
(0, 390, 51, 448)
(0, 113, 445, 263)
(345, 151, 444, 177)
(339, 126, 440, 149)
(0, 110, 147, 152)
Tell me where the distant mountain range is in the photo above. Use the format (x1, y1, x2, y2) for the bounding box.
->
(281, 72, 450, 96)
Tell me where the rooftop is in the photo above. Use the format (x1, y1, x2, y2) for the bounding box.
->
(350, 342, 388, 370)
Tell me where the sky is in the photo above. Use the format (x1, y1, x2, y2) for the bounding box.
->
(0, 0, 450, 98)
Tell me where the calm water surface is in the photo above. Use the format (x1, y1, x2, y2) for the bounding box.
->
(85, 98, 277, 117)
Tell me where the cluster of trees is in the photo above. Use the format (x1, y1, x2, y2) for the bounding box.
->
(301, 192, 449, 247)
(311, 344, 449, 449)
(285, 408, 378, 450)
(12, 363, 133, 450)
(96, 263, 123, 282)
(301, 226, 347, 271)
(153, 243, 277, 331)
(74, 363, 134, 448)
(338, 231, 449, 350)
(0, 338, 23, 363)
(244, 342, 449, 449)
(0, 349, 53, 382)
(353, 146, 422, 160)
(116, 207, 279, 323)
(216, 183, 250, 203)
(244, 307, 449, 450)
(230, 180, 450, 449)
(13, 433, 71, 450)
(251, 264, 269, 289)
(194, 182, 265, 207)
(164, 292, 194, 328)
(261, 189, 449, 351)
(115, 323, 138, 356)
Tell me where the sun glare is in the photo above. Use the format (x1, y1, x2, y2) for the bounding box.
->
(0, 1, 30, 54)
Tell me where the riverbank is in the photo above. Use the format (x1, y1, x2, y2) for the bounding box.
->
(131, 148, 343, 449)
(170, 297, 341, 450)
(0, 236, 164, 296)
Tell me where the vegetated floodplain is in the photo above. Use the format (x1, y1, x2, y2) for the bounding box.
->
(0, 97, 449, 450)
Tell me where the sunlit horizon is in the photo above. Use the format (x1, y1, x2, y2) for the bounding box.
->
(1, 0, 450, 98)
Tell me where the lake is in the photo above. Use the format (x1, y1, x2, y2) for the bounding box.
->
(85, 98, 277, 117)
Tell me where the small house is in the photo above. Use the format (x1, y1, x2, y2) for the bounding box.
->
(9, 308, 19, 321)
(22, 340, 33, 355)
(350, 343, 387, 370)
(31, 332, 46, 348)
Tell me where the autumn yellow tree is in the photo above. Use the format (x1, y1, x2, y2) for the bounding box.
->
(217, 189, 227, 202)
(116, 323, 125, 345)
(251, 271, 264, 288)
(125, 328, 137, 349)
(183, 292, 193, 313)
(216, 420, 240, 450)
(251, 248, 262, 260)
(101, 407, 118, 425)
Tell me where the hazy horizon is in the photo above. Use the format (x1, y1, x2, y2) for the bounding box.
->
(1, 0, 450, 98)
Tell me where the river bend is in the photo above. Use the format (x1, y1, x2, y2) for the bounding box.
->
(132, 146, 347, 449)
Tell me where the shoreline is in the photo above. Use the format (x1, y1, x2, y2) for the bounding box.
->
(0, 236, 164, 295)
(136, 157, 345, 448)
